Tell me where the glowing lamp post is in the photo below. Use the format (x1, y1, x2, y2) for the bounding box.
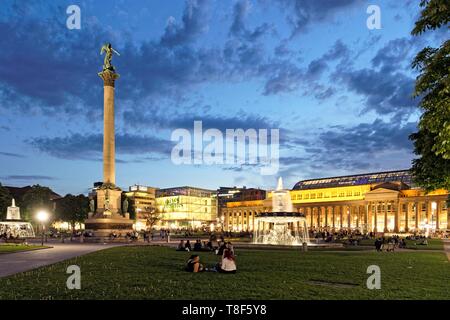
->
(36, 210, 49, 246)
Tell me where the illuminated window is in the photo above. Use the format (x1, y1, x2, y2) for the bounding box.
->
(339, 192, 345, 197)
(346, 191, 352, 197)
(354, 191, 361, 196)
(317, 193, 323, 198)
(304, 194, 310, 199)
(310, 194, 316, 199)
(298, 194, 302, 200)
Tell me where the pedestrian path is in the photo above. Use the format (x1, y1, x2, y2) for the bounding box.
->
(0, 242, 123, 278)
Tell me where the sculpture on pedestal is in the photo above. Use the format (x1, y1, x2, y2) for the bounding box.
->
(83, 43, 134, 240)
(100, 43, 120, 72)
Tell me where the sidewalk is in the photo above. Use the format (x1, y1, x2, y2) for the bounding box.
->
(0, 242, 124, 278)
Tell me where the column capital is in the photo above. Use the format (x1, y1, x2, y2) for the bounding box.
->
(98, 69, 120, 87)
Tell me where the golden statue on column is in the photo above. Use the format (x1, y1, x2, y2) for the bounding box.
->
(84, 43, 133, 240)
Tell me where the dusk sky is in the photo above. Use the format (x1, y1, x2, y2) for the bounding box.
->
(0, 0, 446, 196)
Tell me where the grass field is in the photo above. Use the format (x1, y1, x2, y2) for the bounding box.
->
(0, 245, 448, 300)
(0, 244, 48, 254)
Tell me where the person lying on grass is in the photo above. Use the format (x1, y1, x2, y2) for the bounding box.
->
(185, 255, 204, 272)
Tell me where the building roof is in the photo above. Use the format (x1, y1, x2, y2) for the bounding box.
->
(292, 169, 413, 190)
(156, 186, 215, 197)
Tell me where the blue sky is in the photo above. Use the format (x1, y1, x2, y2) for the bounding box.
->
(0, 0, 445, 195)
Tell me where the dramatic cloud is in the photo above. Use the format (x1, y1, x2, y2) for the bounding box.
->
(230, 0, 273, 42)
(0, 151, 25, 158)
(272, 0, 364, 38)
(280, 119, 416, 178)
(0, 175, 56, 181)
(334, 37, 421, 116)
(161, 0, 210, 46)
(29, 133, 174, 160)
(123, 109, 279, 132)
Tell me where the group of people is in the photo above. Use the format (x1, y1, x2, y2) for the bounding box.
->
(185, 248, 237, 274)
(374, 236, 407, 252)
(176, 239, 214, 252)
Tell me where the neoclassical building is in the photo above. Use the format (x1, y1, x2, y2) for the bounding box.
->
(222, 170, 449, 233)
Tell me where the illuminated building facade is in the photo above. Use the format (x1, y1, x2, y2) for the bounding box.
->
(124, 185, 157, 230)
(156, 187, 217, 229)
(223, 170, 450, 233)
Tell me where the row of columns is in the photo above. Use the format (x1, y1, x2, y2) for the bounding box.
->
(300, 200, 447, 232)
(224, 200, 448, 233)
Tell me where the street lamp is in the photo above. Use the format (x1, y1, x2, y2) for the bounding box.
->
(36, 210, 49, 246)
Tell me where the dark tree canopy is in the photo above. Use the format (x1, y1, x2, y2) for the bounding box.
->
(21, 185, 55, 220)
(54, 194, 89, 230)
(410, 0, 450, 192)
(0, 183, 12, 220)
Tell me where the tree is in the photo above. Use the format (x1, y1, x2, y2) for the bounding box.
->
(410, 0, 450, 191)
(0, 183, 12, 220)
(54, 194, 89, 239)
(21, 185, 54, 221)
(140, 207, 161, 232)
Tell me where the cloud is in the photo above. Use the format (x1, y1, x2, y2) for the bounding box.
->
(29, 133, 174, 160)
(0, 151, 25, 158)
(0, 175, 56, 181)
(160, 0, 210, 46)
(331, 36, 426, 117)
(273, 0, 364, 38)
(123, 109, 279, 132)
(279, 119, 416, 180)
(230, 0, 273, 42)
(263, 40, 349, 96)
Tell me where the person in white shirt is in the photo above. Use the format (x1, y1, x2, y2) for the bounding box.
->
(218, 249, 237, 274)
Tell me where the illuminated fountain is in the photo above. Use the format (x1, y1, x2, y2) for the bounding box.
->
(253, 178, 309, 246)
(0, 199, 35, 239)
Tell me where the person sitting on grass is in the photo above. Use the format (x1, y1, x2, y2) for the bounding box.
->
(217, 241, 227, 256)
(185, 240, 192, 251)
(185, 255, 204, 273)
(176, 240, 185, 251)
(193, 239, 202, 251)
(217, 249, 237, 274)
(399, 238, 407, 248)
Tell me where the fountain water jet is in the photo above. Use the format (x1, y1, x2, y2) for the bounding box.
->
(253, 177, 309, 246)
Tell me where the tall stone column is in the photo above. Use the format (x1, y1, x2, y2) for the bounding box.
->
(364, 203, 369, 233)
(317, 207, 321, 228)
(383, 202, 389, 232)
(394, 201, 399, 233)
(84, 46, 134, 240)
(405, 202, 410, 232)
(99, 70, 119, 185)
(374, 202, 378, 233)
(415, 201, 420, 230)
(340, 206, 344, 229)
(436, 201, 441, 230)
(332, 206, 336, 230)
(347, 206, 351, 229)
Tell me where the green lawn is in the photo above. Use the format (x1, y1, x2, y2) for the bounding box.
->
(0, 246, 448, 300)
(0, 244, 48, 254)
